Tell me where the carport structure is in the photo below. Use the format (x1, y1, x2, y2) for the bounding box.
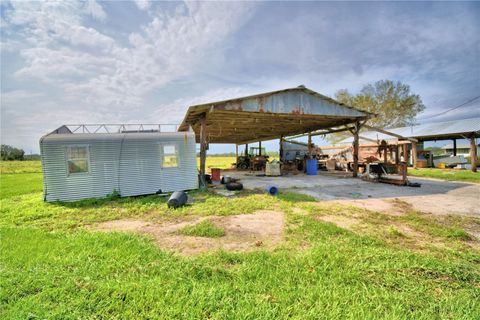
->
(178, 86, 372, 186)
(337, 117, 480, 172)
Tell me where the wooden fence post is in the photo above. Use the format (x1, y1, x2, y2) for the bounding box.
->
(353, 121, 359, 177)
(199, 114, 207, 188)
(470, 136, 477, 173)
(412, 142, 417, 169)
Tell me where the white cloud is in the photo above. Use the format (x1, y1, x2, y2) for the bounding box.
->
(84, 0, 107, 21)
(134, 0, 151, 11)
(1, 1, 257, 152)
(2, 1, 478, 153)
(148, 87, 255, 125)
(6, 1, 255, 110)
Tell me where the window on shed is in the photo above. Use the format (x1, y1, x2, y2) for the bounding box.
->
(66, 146, 89, 174)
(162, 145, 178, 168)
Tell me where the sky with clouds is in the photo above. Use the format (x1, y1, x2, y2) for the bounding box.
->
(1, 0, 479, 153)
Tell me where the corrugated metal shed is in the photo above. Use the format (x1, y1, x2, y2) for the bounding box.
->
(178, 86, 371, 144)
(338, 117, 480, 145)
(442, 143, 480, 149)
(40, 128, 198, 202)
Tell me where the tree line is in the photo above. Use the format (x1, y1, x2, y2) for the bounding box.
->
(1, 145, 40, 161)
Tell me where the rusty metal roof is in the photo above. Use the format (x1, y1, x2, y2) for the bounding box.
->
(178, 86, 371, 144)
(338, 117, 480, 144)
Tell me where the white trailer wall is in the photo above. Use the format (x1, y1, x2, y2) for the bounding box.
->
(40, 132, 198, 202)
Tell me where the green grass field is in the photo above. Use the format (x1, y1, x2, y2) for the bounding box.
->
(408, 168, 480, 183)
(1, 161, 480, 319)
(197, 156, 236, 169)
(178, 220, 226, 238)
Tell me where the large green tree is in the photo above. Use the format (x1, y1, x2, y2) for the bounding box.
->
(336, 80, 425, 129)
(330, 80, 425, 143)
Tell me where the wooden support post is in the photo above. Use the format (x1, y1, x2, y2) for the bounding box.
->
(235, 144, 238, 167)
(429, 151, 433, 167)
(353, 121, 359, 177)
(395, 145, 400, 165)
(199, 114, 207, 188)
(412, 142, 417, 169)
(470, 136, 477, 173)
(279, 136, 284, 161)
(259, 141, 262, 156)
(403, 143, 409, 164)
(308, 133, 312, 156)
(245, 144, 248, 156)
(401, 163, 407, 184)
(453, 139, 457, 156)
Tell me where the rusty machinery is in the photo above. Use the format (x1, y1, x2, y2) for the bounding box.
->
(326, 139, 410, 186)
(236, 146, 269, 171)
(362, 140, 409, 186)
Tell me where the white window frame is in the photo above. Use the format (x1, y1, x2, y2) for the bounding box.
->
(161, 144, 179, 168)
(66, 145, 90, 176)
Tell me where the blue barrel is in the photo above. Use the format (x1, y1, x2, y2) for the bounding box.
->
(306, 159, 317, 176)
(267, 185, 279, 196)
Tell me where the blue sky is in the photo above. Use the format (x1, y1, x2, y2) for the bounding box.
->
(1, 1, 479, 154)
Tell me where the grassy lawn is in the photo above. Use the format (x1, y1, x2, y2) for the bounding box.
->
(197, 156, 236, 170)
(1, 161, 479, 319)
(178, 220, 226, 238)
(0, 173, 44, 200)
(408, 168, 480, 183)
(0, 160, 42, 174)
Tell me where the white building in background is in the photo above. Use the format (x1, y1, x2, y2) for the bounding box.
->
(441, 143, 480, 157)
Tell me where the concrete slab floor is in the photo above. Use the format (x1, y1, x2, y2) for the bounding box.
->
(227, 170, 480, 217)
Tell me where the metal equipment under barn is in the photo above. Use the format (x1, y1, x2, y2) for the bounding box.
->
(178, 86, 372, 186)
(235, 146, 269, 171)
(336, 117, 480, 172)
(40, 124, 198, 202)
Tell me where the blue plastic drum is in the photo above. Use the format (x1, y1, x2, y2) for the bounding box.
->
(306, 159, 317, 176)
(267, 185, 279, 196)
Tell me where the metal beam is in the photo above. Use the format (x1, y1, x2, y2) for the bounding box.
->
(358, 135, 378, 143)
(362, 124, 418, 143)
(292, 125, 355, 139)
(283, 139, 309, 147)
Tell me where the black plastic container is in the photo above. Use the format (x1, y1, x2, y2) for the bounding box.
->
(167, 191, 188, 208)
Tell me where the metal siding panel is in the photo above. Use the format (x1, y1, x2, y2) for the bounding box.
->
(160, 135, 198, 192)
(41, 132, 198, 202)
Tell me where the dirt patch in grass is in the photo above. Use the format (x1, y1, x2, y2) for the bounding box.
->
(332, 191, 480, 217)
(330, 198, 408, 216)
(95, 210, 284, 255)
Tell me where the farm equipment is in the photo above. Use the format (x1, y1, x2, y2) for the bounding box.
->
(236, 147, 269, 171)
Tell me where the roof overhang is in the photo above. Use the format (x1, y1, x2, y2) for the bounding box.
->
(178, 86, 371, 144)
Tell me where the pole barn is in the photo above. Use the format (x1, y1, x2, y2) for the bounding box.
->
(178, 86, 372, 185)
